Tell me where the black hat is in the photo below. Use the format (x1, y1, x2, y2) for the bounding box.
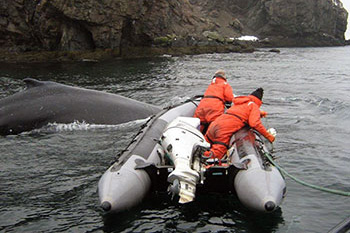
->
(250, 88, 264, 100)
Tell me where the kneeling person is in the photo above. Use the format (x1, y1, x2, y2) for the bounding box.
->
(204, 88, 275, 160)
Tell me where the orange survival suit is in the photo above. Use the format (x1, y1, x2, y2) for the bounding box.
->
(194, 76, 233, 134)
(204, 93, 275, 160)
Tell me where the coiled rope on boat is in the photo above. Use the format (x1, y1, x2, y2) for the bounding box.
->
(264, 152, 350, 197)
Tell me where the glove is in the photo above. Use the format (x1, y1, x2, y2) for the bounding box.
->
(266, 133, 275, 143)
(267, 128, 277, 137)
(260, 111, 268, 118)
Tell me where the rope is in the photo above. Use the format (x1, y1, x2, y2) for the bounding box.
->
(264, 152, 350, 197)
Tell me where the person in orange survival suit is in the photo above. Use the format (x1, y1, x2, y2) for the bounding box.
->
(194, 70, 233, 134)
(203, 88, 275, 160)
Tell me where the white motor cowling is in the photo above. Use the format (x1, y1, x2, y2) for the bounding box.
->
(160, 117, 209, 203)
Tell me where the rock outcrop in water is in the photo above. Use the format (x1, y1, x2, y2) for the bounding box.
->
(0, 0, 348, 62)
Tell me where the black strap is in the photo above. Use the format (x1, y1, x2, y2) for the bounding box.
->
(206, 135, 230, 149)
(203, 95, 225, 104)
(225, 112, 247, 124)
(225, 112, 242, 120)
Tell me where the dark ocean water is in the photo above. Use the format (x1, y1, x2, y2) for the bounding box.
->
(0, 47, 350, 233)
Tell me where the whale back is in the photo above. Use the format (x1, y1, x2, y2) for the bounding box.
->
(0, 79, 161, 135)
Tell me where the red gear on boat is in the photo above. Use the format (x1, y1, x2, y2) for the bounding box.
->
(204, 94, 275, 159)
(194, 76, 233, 133)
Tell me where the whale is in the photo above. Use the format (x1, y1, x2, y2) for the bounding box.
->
(0, 78, 161, 136)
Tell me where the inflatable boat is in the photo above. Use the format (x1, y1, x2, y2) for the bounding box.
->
(98, 97, 286, 213)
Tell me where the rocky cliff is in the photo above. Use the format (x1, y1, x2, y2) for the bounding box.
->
(0, 0, 348, 62)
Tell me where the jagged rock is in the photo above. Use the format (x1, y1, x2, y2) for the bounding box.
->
(193, 0, 348, 47)
(0, 0, 348, 62)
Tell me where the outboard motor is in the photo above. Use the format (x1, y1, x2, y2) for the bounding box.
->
(160, 117, 210, 203)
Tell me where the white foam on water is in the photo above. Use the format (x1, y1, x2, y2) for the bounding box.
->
(28, 118, 150, 134)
